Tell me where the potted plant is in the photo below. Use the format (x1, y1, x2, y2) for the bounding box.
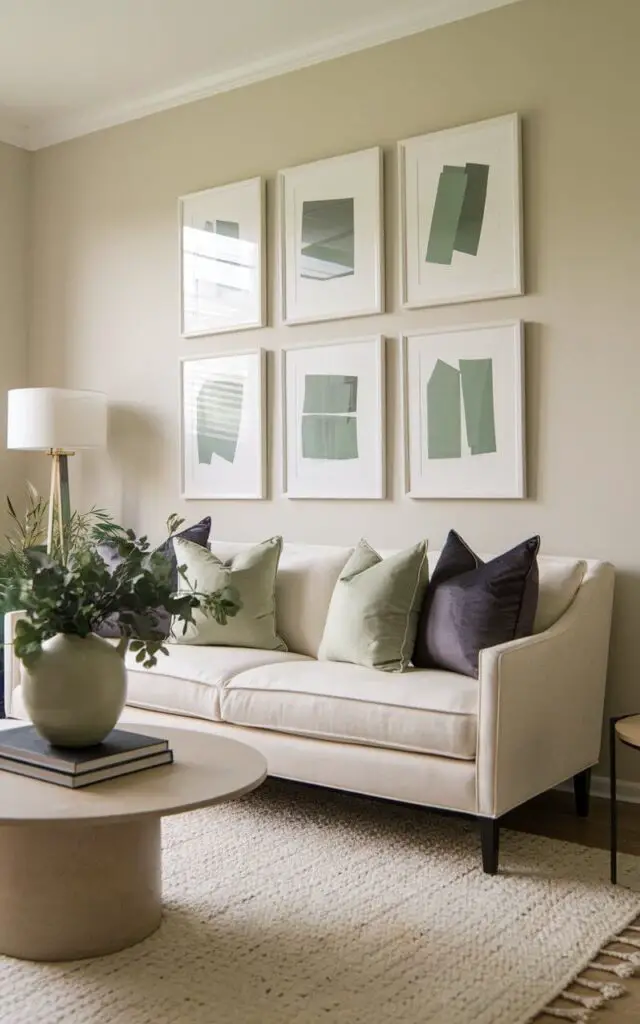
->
(0, 486, 121, 716)
(0, 513, 240, 747)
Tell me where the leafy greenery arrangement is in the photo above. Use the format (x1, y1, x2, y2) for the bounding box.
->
(0, 496, 240, 669)
(0, 484, 119, 615)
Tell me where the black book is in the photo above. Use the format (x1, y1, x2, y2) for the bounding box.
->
(0, 726, 169, 775)
(0, 749, 174, 788)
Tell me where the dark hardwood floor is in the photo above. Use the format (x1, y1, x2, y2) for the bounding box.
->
(505, 787, 640, 854)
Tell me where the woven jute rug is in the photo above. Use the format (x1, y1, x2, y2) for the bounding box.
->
(1, 780, 640, 1024)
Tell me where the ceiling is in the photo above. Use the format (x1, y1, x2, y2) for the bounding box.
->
(0, 0, 522, 150)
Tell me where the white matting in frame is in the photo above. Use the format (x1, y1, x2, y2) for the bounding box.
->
(403, 321, 525, 499)
(279, 147, 383, 325)
(283, 337, 385, 499)
(399, 113, 523, 308)
(180, 177, 265, 337)
(181, 350, 266, 499)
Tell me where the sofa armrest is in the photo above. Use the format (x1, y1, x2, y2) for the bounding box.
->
(476, 562, 615, 817)
(4, 611, 26, 718)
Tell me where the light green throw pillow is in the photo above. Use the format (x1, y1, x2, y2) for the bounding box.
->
(171, 536, 287, 651)
(318, 539, 429, 672)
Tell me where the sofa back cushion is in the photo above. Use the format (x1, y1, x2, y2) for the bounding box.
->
(532, 558, 587, 633)
(209, 541, 354, 657)
(207, 541, 588, 657)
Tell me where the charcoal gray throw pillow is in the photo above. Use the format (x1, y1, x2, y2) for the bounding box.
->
(95, 516, 212, 639)
(412, 530, 540, 677)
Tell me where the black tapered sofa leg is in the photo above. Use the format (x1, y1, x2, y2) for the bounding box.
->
(573, 767, 592, 818)
(480, 818, 500, 874)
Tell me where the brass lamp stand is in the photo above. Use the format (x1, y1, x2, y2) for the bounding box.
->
(46, 449, 75, 557)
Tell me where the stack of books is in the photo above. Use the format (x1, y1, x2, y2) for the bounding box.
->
(0, 727, 173, 788)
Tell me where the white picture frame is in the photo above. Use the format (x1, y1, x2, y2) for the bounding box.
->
(403, 321, 525, 499)
(279, 147, 384, 325)
(179, 177, 265, 337)
(181, 350, 266, 499)
(399, 113, 523, 308)
(283, 337, 385, 499)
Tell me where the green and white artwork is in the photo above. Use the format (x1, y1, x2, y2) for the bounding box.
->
(180, 177, 265, 336)
(182, 351, 266, 499)
(280, 147, 383, 324)
(427, 358, 496, 459)
(301, 375, 358, 460)
(300, 200, 355, 281)
(404, 324, 525, 499)
(399, 114, 522, 308)
(425, 163, 489, 265)
(196, 375, 244, 465)
(283, 338, 385, 498)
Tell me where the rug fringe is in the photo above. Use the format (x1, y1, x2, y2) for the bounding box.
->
(558, 990, 604, 1010)
(537, 924, 640, 1019)
(541, 1008, 592, 1022)
(614, 934, 640, 949)
(574, 977, 626, 999)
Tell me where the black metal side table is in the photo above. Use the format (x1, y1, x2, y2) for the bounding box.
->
(610, 713, 640, 883)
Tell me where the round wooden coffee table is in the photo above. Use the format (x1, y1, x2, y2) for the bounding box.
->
(0, 725, 266, 961)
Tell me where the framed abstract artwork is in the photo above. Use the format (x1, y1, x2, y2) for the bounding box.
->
(180, 177, 265, 337)
(282, 337, 385, 499)
(399, 114, 523, 308)
(181, 350, 266, 499)
(403, 322, 525, 498)
(279, 148, 384, 325)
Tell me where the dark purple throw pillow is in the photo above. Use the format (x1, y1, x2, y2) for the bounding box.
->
(412, 530, 540, 678)
(95, 516, 212, 639)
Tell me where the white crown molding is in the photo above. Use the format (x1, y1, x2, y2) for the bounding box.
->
(25, 0, 520, 150)
(0, 114, 30, 150)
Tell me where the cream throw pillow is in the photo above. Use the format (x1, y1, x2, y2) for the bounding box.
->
(318, 539, 429, 672)
(171, 536, 287, 651)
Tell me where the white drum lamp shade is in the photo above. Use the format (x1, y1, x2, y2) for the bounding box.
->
(7, 388, 107, 451)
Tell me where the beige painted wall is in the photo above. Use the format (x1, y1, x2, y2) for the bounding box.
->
(0, 141, 29, 521)
(27, 0, 640, 773)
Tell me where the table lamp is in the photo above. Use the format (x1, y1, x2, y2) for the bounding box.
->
(7, 387, 108, 555)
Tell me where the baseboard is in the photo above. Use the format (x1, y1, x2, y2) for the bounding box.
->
(556, 775, 640, 804)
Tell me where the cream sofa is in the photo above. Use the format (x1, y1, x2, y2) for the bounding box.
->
(3, 541, 615, 874)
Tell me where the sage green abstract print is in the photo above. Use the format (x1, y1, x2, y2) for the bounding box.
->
(300, 199, 355, 281)
(301, 374, 359, 460)
(196, 375, 244, 465)
(426, 163, 489, 265)
(459, 358, 496, 455)
(427, 360, 462, 459)
(427, 357, 496, 459)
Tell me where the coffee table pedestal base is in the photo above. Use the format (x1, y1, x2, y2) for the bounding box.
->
(0, 817, 162, 961)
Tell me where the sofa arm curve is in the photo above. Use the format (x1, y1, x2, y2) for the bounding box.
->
(476, 563, 615, 817)
(4, 611, 26, 718)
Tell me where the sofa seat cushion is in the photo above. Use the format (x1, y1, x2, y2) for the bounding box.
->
(220, 660, 478, 759)
(125, 646, 310, 721)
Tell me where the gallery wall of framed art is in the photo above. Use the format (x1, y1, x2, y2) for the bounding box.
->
(176, 113, 528, 504)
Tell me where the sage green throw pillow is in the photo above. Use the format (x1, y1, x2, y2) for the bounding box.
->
(318, 539, 429, 672)
(171, 536, 287, 651)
